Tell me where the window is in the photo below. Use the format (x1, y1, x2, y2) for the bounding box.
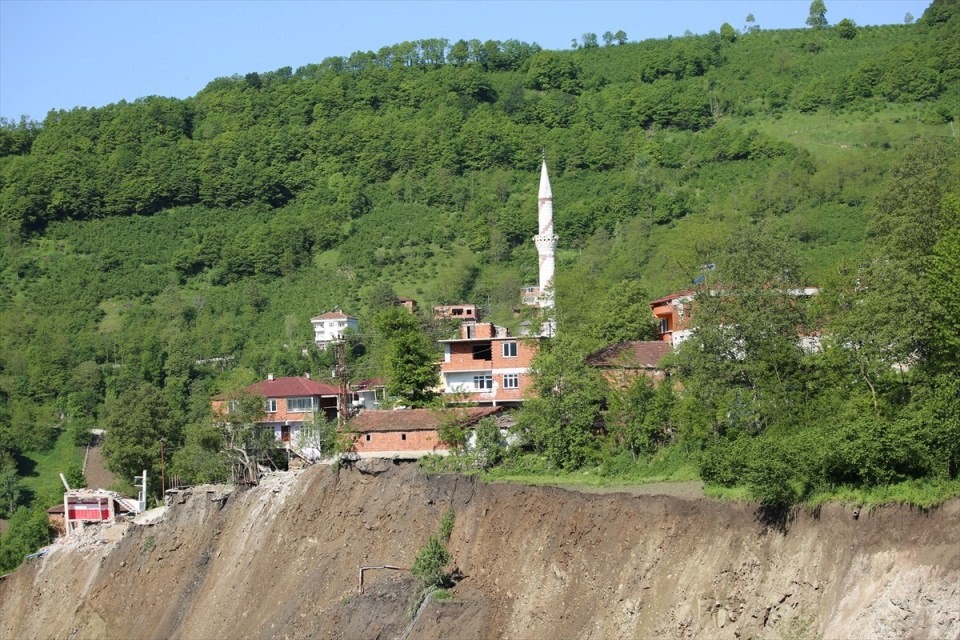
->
(502, 342, 518, 358)
(265, 399, 277, 413)
(473, 375, 493, 390)
(287, 397, 314, 413)
(472, 343, 492, 360)
(401, 433, 407, 441)
(503, 373, 519, 389)
(658, 317, 670, 334)
(227, 400, 240, 414)
(365, 434, 371, 442)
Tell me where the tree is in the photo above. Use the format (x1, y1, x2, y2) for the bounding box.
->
(674, 227, 809, 437)
(904, 12, 914, 24)
(581, 33, 599, 49)
(606, 377, 675, 461)
(614, 30, 628, 45)
(836, 18, 857, 39)
(0, 452, 20, 518)
(516, 335, 606, 469)
(720, 22, 738, 43)
(588, 280, 658, 346)
(806, 0, 828, 29)
(102, 382, 182, 496)
(745, 13, 759, 32)
(472, 417, 504, 469)
(375, 307, 438, 407)
(0, 505, 51, 573)
(214, 392, 281, 485)
(602, 31, 614, 46)
(296, 414, 349, 460)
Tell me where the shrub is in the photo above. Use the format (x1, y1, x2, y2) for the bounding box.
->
(411, 535, 452, 590)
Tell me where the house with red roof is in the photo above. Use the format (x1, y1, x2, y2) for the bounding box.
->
(212, 375, 341, 445)
(348, 407, 502, 458)
(586, 341, 673, 387)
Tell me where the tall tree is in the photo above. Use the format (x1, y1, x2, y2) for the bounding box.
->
(806, 0, 828, 28)
(516, 335, 606, 469)
(101, 382, 182, 496)
(375, 307, 438, 407)
(674, 226, 809, 436)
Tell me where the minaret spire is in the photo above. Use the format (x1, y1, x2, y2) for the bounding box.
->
(534, 157, 558, 310)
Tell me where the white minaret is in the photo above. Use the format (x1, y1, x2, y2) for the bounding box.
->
(533, 158, 558, 309)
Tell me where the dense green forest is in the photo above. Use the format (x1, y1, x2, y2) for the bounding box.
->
(1, 0, 958, 569)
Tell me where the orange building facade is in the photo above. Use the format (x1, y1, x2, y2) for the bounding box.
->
(649, 291, 695, 345)
(438, 322, 539, 406)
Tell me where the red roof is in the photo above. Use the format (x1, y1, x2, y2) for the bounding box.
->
(247, 377, 339, 398)
(586, 341, 673, 369)
(649, 290, 695, 307)
(349, 407, 502, 433)
(311, 310, 357, 321)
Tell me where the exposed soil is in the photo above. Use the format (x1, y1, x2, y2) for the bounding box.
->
(82, 439, 118, 491)
(1, 463, 957, 640)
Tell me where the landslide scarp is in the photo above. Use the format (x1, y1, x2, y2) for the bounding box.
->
(1, 463, 957, 640)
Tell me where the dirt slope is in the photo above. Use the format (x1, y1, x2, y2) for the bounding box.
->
(1, 462, 957, 640)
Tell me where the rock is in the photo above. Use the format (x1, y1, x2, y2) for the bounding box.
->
(355, 458, 392, 476)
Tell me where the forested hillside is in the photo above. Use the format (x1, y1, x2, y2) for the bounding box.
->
(0, 0, 958, 569)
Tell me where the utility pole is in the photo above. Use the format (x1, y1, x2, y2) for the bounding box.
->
(159, 438, 166, 498)
(334, 339, 349, 429)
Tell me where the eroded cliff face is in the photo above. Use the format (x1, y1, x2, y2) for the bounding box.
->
(1, 463, 957, 640)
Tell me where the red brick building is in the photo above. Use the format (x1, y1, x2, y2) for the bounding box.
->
(348, 407, 502, 458)
(438, 322, 540, 406)
(212, 375, 340, 444)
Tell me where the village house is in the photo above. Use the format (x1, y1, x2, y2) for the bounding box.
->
(649, 287, 821, 349)
(395, 297, 418, 313)
(433, 303, 481, 322)
(310, 309, 359, 349)
(438, 321, 539, 406)
(650, 291, 695, 346)
(47, 489, 141, 536)
(586, 341, 674, 388)
(211, 375, 341, 445)
(348, 406, 502, 459)
(350, 378, 386, 410)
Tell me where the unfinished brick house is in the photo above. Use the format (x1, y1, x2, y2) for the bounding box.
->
(433, 303, 481, 322)
(348, 407, 502, 458)
(438, 322, 539, 406)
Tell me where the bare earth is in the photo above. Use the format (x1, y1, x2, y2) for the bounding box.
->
(1, 463, 957, 640)
(82, 439, 118, 490)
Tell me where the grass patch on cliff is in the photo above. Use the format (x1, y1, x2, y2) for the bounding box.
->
(482, 446, 700, 490)
(806, 478, 960, 510)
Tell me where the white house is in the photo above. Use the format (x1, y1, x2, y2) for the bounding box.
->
(310, 309, 359, 349)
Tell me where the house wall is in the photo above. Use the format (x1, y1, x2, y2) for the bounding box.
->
(312, 317, 359, 344)
(351, 429, 448, 456)
(598, 368, 667, 389)
(651, 299, 691, 344)
(211, 396, 338, 427)
(442, 339, 536, 372)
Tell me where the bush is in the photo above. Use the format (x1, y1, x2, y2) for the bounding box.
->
(439, 508, 455, 541)
(411, 535, 452, 590)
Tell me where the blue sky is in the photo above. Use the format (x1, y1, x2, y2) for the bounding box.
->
(0, 0, 931, 122)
